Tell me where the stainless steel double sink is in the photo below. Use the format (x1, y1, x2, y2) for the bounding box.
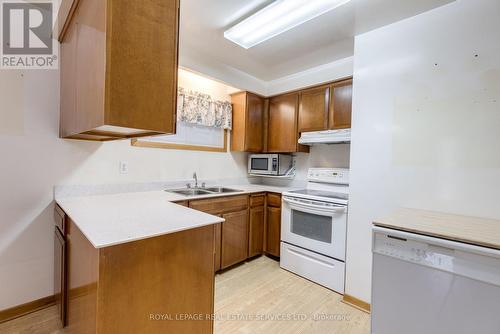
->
(166, 187, 242, 197)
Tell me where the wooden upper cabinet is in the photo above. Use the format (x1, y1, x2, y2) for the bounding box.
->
(231, 92, 265, 152)
(329, 79, 353, 129)
(267, 93, 309, 153)
(59, 0, 180, 141)
(298, 85, 330, 132)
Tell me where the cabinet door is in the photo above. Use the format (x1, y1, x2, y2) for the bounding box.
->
(214, 222, 222, 271)
(75, 0, 106, 133)
(298, 85, 330, 132)
(245, 93, 264, 152)
(329, 79, 353, 129)
(268, 93, 300, 152)
(54, 228, 66, 327)
(221, 209, 249, 269)
(248, 206, 265, 258)
(106, 0, 179, 133)
(59, 18, 78, 138)
(266, 206, 281, 257)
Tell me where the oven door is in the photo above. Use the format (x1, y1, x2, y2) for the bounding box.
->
(281, 196, 347, 260)
(248, 155, 276, 175)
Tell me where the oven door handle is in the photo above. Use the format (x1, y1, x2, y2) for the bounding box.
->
(283, 197, 347, 213)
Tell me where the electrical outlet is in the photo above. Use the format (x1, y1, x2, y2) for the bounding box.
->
(119, 161, 128, 174)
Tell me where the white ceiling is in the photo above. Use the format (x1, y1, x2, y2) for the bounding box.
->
(179, 0, 454, 84)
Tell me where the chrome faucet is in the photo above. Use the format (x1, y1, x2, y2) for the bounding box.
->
(193, 172, 198, 188)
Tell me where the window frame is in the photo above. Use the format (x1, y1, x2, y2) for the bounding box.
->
(130, 129, 228, 153)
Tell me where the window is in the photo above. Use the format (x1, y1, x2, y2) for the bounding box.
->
(131, 122, 228, 152)
(131, 68, 237, 152)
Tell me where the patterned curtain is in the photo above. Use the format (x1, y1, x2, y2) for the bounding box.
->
(177, 87, 232, 130)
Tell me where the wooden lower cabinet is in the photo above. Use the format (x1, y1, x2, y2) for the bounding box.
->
(53, 205, 67, 328)
(186, 193, 281, 269)
(214, 222, 222, 271)
(189, 195, 250, 271)
(66, 220, 215, 334)
(173, 200, 189, 207)
(265, 193, 282, 257)
(221, 209, 249, 269)
(53, 227, 66, 328)
(266, 206, 282, 257)
(248, 205, 265, 257)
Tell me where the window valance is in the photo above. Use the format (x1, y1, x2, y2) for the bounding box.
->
(177, 87, 232, 130)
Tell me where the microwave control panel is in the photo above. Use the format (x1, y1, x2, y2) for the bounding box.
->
(272, 158, 277, 171)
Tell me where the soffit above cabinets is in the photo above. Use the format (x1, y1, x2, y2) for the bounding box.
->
(179, 0, 455, 83)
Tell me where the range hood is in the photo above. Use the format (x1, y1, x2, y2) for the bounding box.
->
(298, 129, 351, 145)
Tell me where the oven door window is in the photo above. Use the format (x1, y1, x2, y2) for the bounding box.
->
(251, 158, 269, 171)
(291, 210, 332, 243)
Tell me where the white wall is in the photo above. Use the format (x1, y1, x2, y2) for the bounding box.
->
(295, 144, 351, 179)
(0, 68, 248, 310)
(182, 52, 354, 97)
(346, 0, 500, 303)
(266, 57, 353, 96)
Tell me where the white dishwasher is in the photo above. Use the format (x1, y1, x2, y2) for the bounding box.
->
(372, 226, 500, 334)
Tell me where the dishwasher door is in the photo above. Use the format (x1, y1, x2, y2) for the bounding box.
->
(371, 226, 500, 334)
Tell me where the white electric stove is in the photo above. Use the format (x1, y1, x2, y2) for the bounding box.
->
(280, 168, 349, 294)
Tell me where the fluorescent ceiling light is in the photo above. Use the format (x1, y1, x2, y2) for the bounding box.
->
(224, 0, 352, 49)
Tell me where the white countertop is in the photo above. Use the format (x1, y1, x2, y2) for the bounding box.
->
(56, 184, 299, 249)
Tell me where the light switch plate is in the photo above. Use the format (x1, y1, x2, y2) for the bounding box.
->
(119, 161, 128, 174)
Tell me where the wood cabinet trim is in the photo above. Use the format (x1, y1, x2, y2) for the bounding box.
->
(342, 294, 371, 313)
(57, 0, 81, 42)
(0, 296, 56, 324)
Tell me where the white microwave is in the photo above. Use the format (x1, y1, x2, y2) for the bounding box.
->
(248, 154, 292, 176)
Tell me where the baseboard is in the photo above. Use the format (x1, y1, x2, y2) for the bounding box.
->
(0, 295, 55, 324)
(342, 294, 371, 313)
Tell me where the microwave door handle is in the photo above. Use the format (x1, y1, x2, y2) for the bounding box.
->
(283, 197, 346, 213)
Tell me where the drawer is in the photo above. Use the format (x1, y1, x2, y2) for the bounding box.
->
(250, 194, 265, 207)
(54, 204, 66, 235)
(189, 195, 248, 214)
(280, 242, 345, 294)
(267, 193, 282, 208)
